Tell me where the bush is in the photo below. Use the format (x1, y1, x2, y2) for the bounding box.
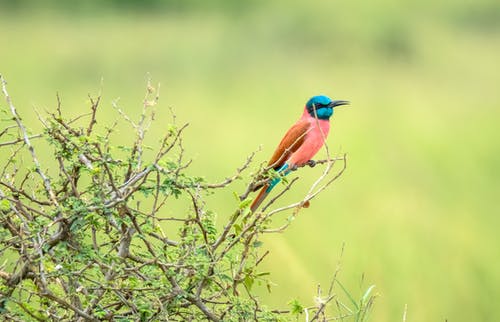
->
(0, 75, 375, 321)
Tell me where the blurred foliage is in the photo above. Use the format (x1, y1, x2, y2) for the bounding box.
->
(0, 0, 264, 14)
(0, 0, 499, 321)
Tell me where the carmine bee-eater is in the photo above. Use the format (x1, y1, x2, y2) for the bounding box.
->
(250, 95, 349, 212)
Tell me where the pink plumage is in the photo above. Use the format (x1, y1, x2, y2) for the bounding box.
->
(250, 95, 347, 212)
(287, 108, 330, 167)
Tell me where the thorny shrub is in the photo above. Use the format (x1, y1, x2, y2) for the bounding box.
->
(0, 75, 375, 321)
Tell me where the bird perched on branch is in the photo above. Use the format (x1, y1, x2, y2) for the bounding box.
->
(250, 95, 349, 212)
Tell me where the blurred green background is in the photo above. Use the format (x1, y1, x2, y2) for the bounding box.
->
(1, 0, 500, 320)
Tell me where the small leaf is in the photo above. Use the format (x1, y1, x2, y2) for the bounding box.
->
(241, 206, 251, 218)
(239, 198, 252, 210)
(337, 280, 359, 310)
(253, 240, 263, 248)
(234, 224, 242, 235)
(288, 299, 304, 315)
(266, 279, 273, 293)
(0, 199, 10, 212)
(361, 285, 376, 304)
(220, 274, 233, 282)
(244, 275, 254, 291)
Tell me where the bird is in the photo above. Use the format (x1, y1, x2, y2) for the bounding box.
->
(250, 95, 349, 212)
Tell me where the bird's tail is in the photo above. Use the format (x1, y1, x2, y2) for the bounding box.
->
(250, 164, 290, 212)
(250, 184, 271, 213)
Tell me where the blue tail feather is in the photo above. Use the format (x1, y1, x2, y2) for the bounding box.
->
(265, 163, 291, 192)
(251, 163, 292, 212)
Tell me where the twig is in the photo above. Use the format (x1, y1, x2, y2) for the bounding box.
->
(203, 149, 259, 189)
(262, 154, 347, 233)
(1, 75, 59, 208)
(0, 134, 42, 147)
(86, 94, 100, 136)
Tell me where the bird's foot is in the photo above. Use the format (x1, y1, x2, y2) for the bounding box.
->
(307, 160, 317, 168)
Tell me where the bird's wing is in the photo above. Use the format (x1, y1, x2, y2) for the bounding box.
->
(267, 119, 310, 169)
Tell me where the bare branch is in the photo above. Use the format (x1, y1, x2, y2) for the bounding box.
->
(86, 94, 100, 136)
(1, 75, 59, 208)
(203, 148, 260, 189)
(0, 134, 42, 147)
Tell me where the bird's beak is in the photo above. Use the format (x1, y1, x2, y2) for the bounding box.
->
(329, 100, 350, 108)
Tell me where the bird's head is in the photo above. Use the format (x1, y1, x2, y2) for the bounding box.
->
(305, 95, 349, 120)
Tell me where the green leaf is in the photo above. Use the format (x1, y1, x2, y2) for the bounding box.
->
(94, 308, 107, 318)
(337, 280, 359, 310)
(361, 284, 376, 305)
(241, 206, 251, 218)
(253, 240, 263, 248)
(220, 274, 233, 282)
(239, 197, 252, 210)
(244, 275, 254, 291)
(288, 299, 304, 315)
(0, 199, 10, 212)
(266, 279, 273, 293)
(234, 224, 242, 235)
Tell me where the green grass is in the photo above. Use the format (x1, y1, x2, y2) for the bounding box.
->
(1, 1, 500, 320)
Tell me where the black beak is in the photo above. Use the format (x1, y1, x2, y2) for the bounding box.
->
(329, 100, 350, 108)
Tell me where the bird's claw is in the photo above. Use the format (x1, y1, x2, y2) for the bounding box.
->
(307, 160, 316, 168)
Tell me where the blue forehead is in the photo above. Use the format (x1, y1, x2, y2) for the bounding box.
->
(306, 95, 332, 107)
